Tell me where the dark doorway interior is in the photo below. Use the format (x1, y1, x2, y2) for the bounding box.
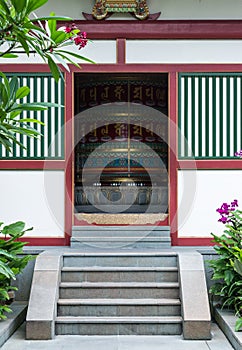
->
(74, 73, 168, 214)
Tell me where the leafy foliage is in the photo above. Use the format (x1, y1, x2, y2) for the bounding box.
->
(0, 0, 94, 152)
(0, 221, 34, 319)
(209, 201, 242, 332)
(0, 0, 94, 81)
(0, 72, 54, 151)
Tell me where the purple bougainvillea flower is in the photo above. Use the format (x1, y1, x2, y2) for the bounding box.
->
(216, 200, 239, 224)
(218, 216, 228, 224)
(231, 199, 238, 207)
(235, 150, 242, 157)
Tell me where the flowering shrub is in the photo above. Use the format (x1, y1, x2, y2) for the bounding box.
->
(216, 200, 238, 224)
(235, 150, 242, 158)
(209, 200, 242, 331)
(64, 24, 88, 49)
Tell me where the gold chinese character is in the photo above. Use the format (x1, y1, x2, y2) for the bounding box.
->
(101, 124, 109, 136)
(146, 87, 154, 99)
(80, 88, 86, 100)
(133, 86, 142, 100)
(115, 123, 125, 136)
(133, 124, 142, 136)
(89, 123, 97, 136)
(114, 86, 125, 100)
(90, 87, 97, 100)
(101, 87, 109, 100)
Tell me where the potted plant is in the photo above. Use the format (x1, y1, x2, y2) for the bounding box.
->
(209, 200, 242, 331)
(0, 221, 34, 319)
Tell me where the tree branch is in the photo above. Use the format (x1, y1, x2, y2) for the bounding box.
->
(0, 43, 16, 57)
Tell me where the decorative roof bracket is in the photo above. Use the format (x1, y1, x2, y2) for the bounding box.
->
(83, 1, 160, 21)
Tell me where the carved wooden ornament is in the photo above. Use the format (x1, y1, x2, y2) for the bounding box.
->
(92, 0, 149, 20)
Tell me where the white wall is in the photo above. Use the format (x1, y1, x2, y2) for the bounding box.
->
(37, 0, 242, 20)
(178, 169, 242, 238)
(0, 40, 116, 64)
(0, 171, 65, 237)
(126, 40, 242, 64)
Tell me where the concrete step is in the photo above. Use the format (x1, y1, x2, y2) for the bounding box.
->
(55, 316, 183, 335)
(57, 298, 181, 317)
(71, 226, 171, 249)
(59, 282, 180, 299)
(63, 252, 178, 268)
(61, 266, 178, 283)
(71, 237, 171, 249)
(72, 226, 171, 238)
(71, 240, 171, 249)
(72, 237, 170, 241)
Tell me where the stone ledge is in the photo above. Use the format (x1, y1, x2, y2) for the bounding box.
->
(26, 251, 62, 340)
(0, 301, 27, 348)
(214, 307, 242, 350)
(178, 252, 211, 340)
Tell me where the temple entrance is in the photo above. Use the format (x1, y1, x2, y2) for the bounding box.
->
(74, 73, 168, 215)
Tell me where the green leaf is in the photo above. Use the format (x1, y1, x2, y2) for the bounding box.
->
(51, 31, 67, 44)
(16, 86, 30, 99)
(2, 221, 25, 236)
(0, 249, 15, 260)
(235, 317, 242, 331)
(57, 49, 96, 64)
(0, 53, 18, 58)
(0, 72, 10, 97)
(47, 55, 60, 82)
(0, 262, 15, 280)
(0, 0, 10, 16)
(47, 13, 57, 37)
(9, 76, 19, 102)
(224, 270, 234, 285)
(0, 135, 12, 151)
(26, 0, 48, 14)
(11, 0, 27, 13)
(17, 118, 44, 125)
(0, 83, 9, 107)
(51, 52, 70, 72)
(10, 111, 22, 119)
(234, 259, 242, 276)
(16, 33, 30, 56)
(54, 51, 79, 69)
(32, 16, 72, 21)
(10, 103, 48, 112)
(8, 126, 40, 137)
(0, 132, 24, 150)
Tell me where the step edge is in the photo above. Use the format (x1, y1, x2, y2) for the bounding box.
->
(55, 316, 183, 323)
(59, 282, 180, 288)
(62, 267, 178, 272)
(63, 252, 177, 257)
(57, 298, 181, 305)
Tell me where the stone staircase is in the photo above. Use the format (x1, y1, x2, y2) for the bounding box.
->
(55, 252, 182, 335)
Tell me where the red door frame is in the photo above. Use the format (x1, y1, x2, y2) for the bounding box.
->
(68, 62, 242, 247)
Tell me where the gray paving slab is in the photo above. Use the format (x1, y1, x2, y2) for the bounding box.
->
(1, 323, 235, 350)
(214, 308, 242, 350)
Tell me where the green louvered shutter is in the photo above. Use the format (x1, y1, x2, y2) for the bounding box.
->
(178, 73, 242, 159)
(0, 73, 64, 159)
